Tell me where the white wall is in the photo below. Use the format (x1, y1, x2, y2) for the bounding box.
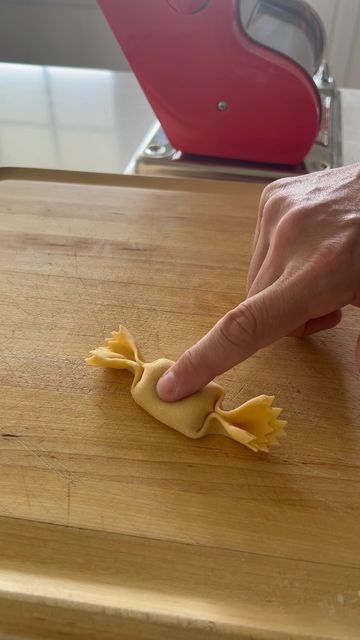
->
(0, 0, 129, 70)
(0, 0, 359, 87)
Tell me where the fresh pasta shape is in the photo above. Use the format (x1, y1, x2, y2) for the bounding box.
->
(86, 326, 286, 452)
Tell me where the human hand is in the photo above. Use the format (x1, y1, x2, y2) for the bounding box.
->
(157, 164, 360, 401)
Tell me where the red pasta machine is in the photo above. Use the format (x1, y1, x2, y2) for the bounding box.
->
(98, 0, 342, 179)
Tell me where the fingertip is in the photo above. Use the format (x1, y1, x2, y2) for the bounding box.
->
(156, 370, 175, 401)
(156, 370, 179, 402)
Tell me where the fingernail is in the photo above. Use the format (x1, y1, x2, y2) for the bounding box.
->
(157, 370, 177, 401)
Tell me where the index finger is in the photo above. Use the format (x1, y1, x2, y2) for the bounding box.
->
(157, 273, 312, 401)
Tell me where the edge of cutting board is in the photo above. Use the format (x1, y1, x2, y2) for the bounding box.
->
(0, 166, 267, 193)
(0, 515, 352, 640)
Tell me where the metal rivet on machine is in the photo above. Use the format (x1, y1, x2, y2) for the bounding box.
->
(217, 100, 228, 111)
(145, 144, 168, 156)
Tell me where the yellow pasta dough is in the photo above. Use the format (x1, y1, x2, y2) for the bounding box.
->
(86, 326, 286, 452)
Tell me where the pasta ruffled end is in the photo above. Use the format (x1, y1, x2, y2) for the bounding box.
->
(86, 326, 142, 381)
(213, 395, 286, 452)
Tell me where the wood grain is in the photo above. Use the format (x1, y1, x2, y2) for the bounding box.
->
(0, 169, 359, 639)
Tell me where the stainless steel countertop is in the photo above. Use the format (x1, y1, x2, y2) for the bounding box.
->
(0, 63, 359, 173)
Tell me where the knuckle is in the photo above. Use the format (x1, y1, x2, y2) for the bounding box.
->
(217, 304, 260, 350)
(261, 177, 289, 202)
(181, 346, 200, 378)
(260, 183, 274, 204)
(262, 193, 283, 226)
(263, 193, 282, 222)
(275, 205, 307, 242)
(289, 203, 313, 223)
(259, 184, 278, 221)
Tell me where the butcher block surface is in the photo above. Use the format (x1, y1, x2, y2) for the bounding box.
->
(0, 168, 359, 640)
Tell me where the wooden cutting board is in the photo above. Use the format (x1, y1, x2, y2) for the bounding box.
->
(0, 168, 359, 640)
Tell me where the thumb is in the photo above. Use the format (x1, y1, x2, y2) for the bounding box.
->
(157, 276, 311, 401)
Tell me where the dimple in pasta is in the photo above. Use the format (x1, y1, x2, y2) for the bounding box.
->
(86, 326, 286, 452)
